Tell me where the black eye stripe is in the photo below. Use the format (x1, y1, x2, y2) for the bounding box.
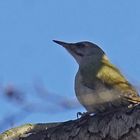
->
(70, 44, 84, 57)
(77, 45, 85, 48)
(73, 50, 84, 57)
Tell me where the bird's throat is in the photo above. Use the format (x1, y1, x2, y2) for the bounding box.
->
(79, 55, 103, 85)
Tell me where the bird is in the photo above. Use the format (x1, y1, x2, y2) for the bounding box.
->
(53, 40, 140, 114)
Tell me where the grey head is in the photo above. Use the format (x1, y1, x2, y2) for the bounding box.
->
(53, 40, 105, 64)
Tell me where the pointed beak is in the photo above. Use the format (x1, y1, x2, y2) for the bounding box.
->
(53, 39, 78, 56)
(53, 40, 72, 49)
(53, 40, 82, 64)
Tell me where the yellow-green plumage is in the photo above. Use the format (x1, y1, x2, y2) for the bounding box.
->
(79, 54, 140, 112)
(54, 40, 140, 113)
(98, 56, 140, 103)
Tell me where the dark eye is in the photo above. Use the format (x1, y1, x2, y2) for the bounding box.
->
(76, 43, 85, 48)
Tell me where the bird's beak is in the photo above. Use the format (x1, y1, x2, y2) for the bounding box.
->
(53, 40, 82, 64)
(53, 40, 72, 49)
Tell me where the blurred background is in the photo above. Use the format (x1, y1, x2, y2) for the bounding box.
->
(0, 0, 140, 132)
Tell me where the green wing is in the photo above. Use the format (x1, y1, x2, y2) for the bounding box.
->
(97, 59, 139, 99)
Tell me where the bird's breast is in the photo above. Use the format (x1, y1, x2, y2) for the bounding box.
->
(75, 71, 121, 112)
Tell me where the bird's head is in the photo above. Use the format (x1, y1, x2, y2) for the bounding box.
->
(53, 40, 105, 64)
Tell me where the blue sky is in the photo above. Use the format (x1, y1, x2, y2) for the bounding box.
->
(0, 0, 140, 131)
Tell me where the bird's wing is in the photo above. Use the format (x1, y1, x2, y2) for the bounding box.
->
(96, 59, 140, 102)
(97, 59, 128, 87)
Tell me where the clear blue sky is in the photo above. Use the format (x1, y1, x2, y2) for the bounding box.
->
(0, 0, 140, 131)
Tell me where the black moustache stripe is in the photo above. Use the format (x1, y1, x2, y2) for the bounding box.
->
(75, 52, 84, 57)
(70, 48, 84, 57)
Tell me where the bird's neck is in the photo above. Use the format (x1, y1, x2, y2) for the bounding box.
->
(79, 54, 104, 84)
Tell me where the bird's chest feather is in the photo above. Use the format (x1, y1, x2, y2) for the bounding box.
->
(75, 71, 118, 110)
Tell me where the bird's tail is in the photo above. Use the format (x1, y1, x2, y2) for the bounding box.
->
(123, 95, 140, 104)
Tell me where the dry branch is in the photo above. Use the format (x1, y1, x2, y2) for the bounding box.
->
(1, 105, 140, 140)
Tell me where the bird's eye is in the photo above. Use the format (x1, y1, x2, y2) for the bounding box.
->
(76, 43, 81, 46)
(76, 43, 85, 48)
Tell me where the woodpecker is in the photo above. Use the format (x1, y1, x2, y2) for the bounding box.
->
(53, 40, 140, 113)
